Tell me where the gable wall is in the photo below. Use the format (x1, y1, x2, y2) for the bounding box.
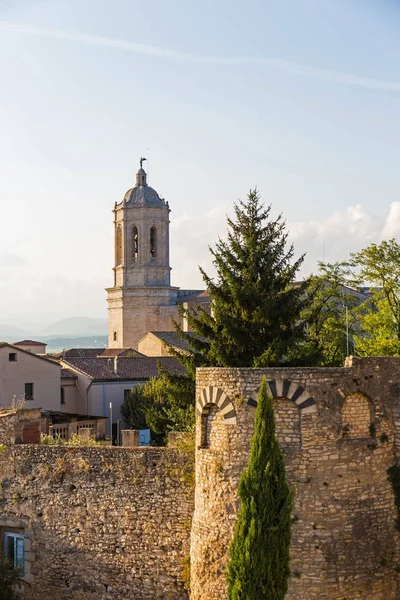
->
(0, 347, 61, 411)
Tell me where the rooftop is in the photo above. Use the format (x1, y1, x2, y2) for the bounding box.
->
(13, 339, 47, 346)
(61, 356, 185, 381)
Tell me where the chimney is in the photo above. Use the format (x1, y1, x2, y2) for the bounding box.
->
(114, 356, 118, 375)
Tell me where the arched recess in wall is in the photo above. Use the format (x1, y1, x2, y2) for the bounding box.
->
(246, 379, 317, 414)
(116, 225, 122, 266)
(341, 392, 374, 439)
(131, 225, 138, 262)
(246, 379, 317, 448)
(197, 386, 236, 448)
(150, 226, 157, 259)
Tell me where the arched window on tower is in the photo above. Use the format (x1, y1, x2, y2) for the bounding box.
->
(132, 226, 138, 262)
(150, 226, 157, 259)
(116, 225, 122, 266)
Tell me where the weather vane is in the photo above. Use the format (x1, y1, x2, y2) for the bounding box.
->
(140, 157, 147, 169)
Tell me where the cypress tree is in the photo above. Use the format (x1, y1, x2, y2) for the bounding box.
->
(176, 189, 308, 368)
(227, 377, 293, 600)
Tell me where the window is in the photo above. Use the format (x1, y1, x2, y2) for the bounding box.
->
(124, 389, 131, 399)
(132, 225, 138, 262)
(4, 532, 25, 576)
(8, 353, 17, 362)
(116, 225, 122, 265)
(150, 226, 157, 258)
(24, 383, 33, 401)
(113, 331, 117, 342)
(61, 388, 65, 405)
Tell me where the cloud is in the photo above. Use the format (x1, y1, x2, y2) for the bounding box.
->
(381, 202, 400, 239)
(0, 252, 27, 267)
(171, 201, 400, 285)
(1, 20, 400, 92)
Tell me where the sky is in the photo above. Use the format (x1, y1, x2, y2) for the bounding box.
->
(0, 0, 400, 329)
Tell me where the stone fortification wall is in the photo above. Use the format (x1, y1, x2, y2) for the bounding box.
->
(0, 429, 194, 600)
(191, 357, 400, 600)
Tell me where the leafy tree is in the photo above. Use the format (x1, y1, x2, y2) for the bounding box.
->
(141, 369, 195, 438)
(291, 261, 359, 366)
(227, 378, 293, 600)
(120, 385, 149, 431)
(177, 190, 308, 367)
(120, 369, 195, 444)
(351, 239, 400, 355)
(354, 291, 400, 356)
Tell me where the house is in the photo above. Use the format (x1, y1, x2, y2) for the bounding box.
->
(0, 342, 61, 410)
(138, 331, 199, 357)
(57, 348, 186, 435)
(13, 339, 47, 355)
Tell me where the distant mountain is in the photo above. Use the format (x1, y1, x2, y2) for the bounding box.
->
(42, 317, 108, 337)
(0, 324, 27, 341)
(44, 336, 108, 352)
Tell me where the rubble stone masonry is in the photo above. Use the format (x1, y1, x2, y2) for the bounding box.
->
(0, 425, 193, 600)
(2, 357, 400, 599)
(191, 357, 400, 600)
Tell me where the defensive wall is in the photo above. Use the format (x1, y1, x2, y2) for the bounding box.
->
(2, 357, 400, 599)
(0, 409, 194, 600)
(191, 357, 400, 600)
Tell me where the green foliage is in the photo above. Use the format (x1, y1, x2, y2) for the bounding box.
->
(0, 554, 19, 600)
(180, 554, 191, 590)
(227, 378, 293, 599)
(120, 386, 149, 431)
(177, 190, 307, 367)
(120, 369, 195, 445)
(354, 292, 400, 356)
(352, 239, 400, 355)
(40, 433, 100, 446)
(387, 464, 400, 530)
(142, 369, 195, 441)
(291, 261, 359, 366)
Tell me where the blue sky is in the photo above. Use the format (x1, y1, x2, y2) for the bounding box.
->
(0, 0, 400, 328)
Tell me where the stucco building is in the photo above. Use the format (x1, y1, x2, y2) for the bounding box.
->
(0, 342, 61, 410)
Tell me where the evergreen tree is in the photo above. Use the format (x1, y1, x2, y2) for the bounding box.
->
(227, 377, 293, 600)
(177, 190, 307, 367)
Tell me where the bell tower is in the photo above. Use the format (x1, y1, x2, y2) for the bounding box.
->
(106, 160, 179, 349)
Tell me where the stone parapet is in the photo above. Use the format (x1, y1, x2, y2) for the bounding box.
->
(191, 359, 400, 600)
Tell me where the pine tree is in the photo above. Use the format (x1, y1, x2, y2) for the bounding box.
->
(177, 190, 307, 367)
(227, 377, 293, 600)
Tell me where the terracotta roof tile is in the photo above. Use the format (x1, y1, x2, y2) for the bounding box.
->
(148, 331, 201, 352)
(61, 368, 77, 379)
(62, 356, 185, 381)
(13, 339, 47, 346)
(98, 348, 145, 358)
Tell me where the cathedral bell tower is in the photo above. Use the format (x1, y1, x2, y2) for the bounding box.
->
(106, 160, 179, 349)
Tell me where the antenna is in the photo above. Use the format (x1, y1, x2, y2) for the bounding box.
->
(146, 147, 150, 182)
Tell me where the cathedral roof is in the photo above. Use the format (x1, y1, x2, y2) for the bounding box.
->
(123, 166, 167, 208)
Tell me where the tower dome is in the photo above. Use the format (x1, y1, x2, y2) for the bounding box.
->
(123, 164, 167, 207)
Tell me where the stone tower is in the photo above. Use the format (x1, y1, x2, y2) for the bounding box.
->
(106, 161, 179, 349)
